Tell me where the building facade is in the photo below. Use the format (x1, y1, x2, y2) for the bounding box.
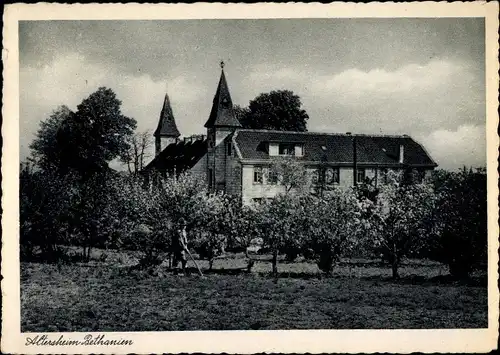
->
(145, 64, 438, 204)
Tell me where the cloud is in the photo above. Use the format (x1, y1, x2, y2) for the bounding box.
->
(20, 52, 206, 163)
(320, 60, 465, 98)
(247, 59, 484, 135)
(419, 124, 486, 171)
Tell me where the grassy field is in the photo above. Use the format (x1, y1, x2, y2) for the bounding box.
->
(21, 251, 488, 331)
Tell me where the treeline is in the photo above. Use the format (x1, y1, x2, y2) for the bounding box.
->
(20, 165, 487, 280)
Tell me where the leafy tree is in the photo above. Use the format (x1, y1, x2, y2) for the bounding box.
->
(67, 171, 123, 260)
(30, 87, 137, 175)
(29, 105, 74, 171)
(110, 174, 173, 266)
(20, 162, 78, 262)
(238, 90, 309, 131)
(233, 105, 250, 125)
(257, 194, 305, 277)
(301, 189, 367, 274)
(366, 172, 437, 279)
(267, 157, 311, 195)
(191, 193, 241, 270)
(431, 168, 487, 278)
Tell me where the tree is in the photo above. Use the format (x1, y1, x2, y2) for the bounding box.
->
(121, 130, 153, 175)
(267, 156, 311, 195)
(30, 87, 137, 176)
(257, 194, 305, 277)
(29, 105, 74, 171)
(238, 90, 309, 131)
(67, 171, 122, 260)
(366, 173, 437, 279)
(233, 105, 250, 125)
(431, 168, 487, 278)
(301, 189, 367, 274)
(191, 193, 241, 270)
(20, 162, 78, 262)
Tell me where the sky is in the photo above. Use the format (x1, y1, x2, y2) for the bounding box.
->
(19, 18, 486, 171)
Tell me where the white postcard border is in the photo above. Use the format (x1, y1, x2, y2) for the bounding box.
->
(2, 2, 499, 354)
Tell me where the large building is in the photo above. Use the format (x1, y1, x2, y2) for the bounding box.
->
(144, 63, 438, 204)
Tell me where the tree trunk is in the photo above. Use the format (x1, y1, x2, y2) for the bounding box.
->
(209, 258, 214, 271)
(391, 242, 399, 279)
(391, 260, 399, 279)
(272, 250, 278, 277)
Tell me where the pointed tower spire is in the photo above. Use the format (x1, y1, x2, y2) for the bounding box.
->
(154, 92, 180, 155)
(204, 62, 242, 128)
(154, 93, 181, 138)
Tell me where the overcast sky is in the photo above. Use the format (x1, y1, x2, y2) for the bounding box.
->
(19, 18, 485, 171)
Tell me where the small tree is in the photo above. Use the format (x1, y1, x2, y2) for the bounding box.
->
(267, 156, 310, 195)
(257, 194, 304, 277)
(68, 171, 122, 260)
(110, 174, 172, 266)
(367, 172, 436, 279)
(121, 130, 153, 175)
(301, 189, 366, 274)
(191, 193, 241, 270)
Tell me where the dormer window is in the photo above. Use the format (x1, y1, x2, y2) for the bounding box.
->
(279, 143, 295, 156)
(277, 143, 304, 156)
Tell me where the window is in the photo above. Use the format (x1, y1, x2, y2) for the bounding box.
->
(295, 144, 304, 156)
(356, 168, 366, 184)
(279, 143, 295, 156)
(325, 167, 340, 184)
(253, 166, 263, 184)
(227, 142, 232, 156)
(267, 169, 279, 185)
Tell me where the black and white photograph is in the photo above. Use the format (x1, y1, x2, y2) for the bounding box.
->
(2, 2, 499, 354)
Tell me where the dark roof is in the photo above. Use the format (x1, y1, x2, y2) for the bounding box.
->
(154, 93, 181, 138)
(234, 130, 437, 167)
(204, 69, 242, 128)
(144, 137, 207, 172)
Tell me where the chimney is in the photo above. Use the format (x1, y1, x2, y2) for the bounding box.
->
(399, 144, 404, 164)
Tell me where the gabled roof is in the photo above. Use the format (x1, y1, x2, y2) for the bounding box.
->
(204, 69, 242, 128)
(154, 93, 181, 138)
(233, 129, 437, 167)
(143, 137, 207, 172)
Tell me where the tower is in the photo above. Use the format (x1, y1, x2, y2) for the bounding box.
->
(204, 61, 242, 190)
(154, 92, 181, 156)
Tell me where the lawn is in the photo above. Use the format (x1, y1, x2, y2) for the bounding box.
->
(21, 251, 488, 331)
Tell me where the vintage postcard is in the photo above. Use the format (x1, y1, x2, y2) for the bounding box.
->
(2, 2, 499, 354)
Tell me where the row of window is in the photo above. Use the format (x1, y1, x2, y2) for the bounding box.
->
(251, 167, 427, 185)
(253, 167, 352, 185)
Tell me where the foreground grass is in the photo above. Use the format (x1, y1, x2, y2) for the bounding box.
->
(21, 255, 487, 331)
